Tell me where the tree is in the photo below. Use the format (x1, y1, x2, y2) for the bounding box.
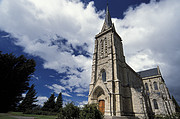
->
(18, 84, 38, 112)
(58, 102, 80, 119)
(0, 52, 36, 112)
(79, 104, 103, 119)
(172, 95, 180, 112)
(55, 92, 63, 112)
(42, 93, 56, 112)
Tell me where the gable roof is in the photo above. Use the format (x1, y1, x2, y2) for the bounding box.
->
(137, 68, 159, 78)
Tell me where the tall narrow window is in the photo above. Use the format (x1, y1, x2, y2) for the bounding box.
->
(153, 82, 158, 90)
(102, 70, 106, 82)
(101, 40, 104, 55)
(145, 83, 149, 91)
(153, 99, 159, 109)
(105, 38, 107, 54)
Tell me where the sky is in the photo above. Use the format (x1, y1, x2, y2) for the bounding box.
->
(0, 0, 180, 107)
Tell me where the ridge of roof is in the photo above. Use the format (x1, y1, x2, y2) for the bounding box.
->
(137, 68, 159, 78)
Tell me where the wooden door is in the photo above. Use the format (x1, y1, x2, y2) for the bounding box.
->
(99, 100, 105, 114)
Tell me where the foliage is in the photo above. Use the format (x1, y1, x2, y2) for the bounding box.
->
(42, 93, 56, 112)
(54, 92, 63, 112)
(0, 52, 36, 112)
(154, 112, 180, 119)
(172, 95, 180, 112)
(79, 104, 103, 119)
(57, 103, 103, 119)
(18, 84, 38, 112)
(57, 102, 80, 119)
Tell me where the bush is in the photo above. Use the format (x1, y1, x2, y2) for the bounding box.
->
(57, 102, 80, 119)
(79, 104, 103, 119)
(57, 103, 103, 119)
(154, 112, 180, 119)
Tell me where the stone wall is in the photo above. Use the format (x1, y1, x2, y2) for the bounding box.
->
(142, 74, 176, 116)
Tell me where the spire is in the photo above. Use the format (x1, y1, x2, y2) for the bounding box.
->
(101, 4, 113, 32)
(105, 4, 112, 27)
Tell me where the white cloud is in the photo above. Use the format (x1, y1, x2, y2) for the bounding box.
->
(0, 0, 180, 103)
(31, 75, 39, 80)
(46, 84, 72, 97)
(74, 87, 89, 93)
(0, 0, 102, 93)
(62, 92, 72, 97)
(46, 84, 65, 94)
(113, 0, 180, 102)
(22, 93, 26, 97)
(76, 94, 87, 97)
(114, 0, 180, 72)
(35, 96, 48, 106)
(78, 100, 88, 108)
(49, 75, 55, 78)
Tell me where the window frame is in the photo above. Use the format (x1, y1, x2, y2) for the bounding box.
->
(145, 83, 149, 91)
(153, 99, 159, 109)
(101, 70, 106, 82)
(153, 82, 158, 90)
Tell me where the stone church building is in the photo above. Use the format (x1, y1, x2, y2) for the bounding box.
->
(88, 6, 176, 119)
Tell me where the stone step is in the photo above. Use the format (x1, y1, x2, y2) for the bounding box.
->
(104, 115, 137, 119)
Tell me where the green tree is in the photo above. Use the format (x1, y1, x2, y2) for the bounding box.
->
(55, 92, 63, 112)
(18, 84, 38, 112)
(172, 95, 180, 112)
(79, 104, 103, 119)
(58, 102, 80, 119)
(42, 93, 56, 112)
(0, 52, 36, 112)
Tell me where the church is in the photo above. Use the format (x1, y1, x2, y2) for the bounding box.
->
(88, 5, 176, 119)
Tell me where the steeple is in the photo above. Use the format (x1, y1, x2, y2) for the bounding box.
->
(101, 4, 113, 32)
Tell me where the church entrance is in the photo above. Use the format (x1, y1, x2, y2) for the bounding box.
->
(99, 100, 105, 114)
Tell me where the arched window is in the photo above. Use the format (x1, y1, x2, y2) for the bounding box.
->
(153, 99, 159, 109)
(145, 83, 149, 91)
(153, 82, 158, 90)
(102, 70, 106, 82)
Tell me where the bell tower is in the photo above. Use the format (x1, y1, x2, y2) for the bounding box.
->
(88, 5, 126, 116)
(88, 3, 163, 119)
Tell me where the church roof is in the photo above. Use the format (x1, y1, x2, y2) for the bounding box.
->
(137, 68, 159, 78)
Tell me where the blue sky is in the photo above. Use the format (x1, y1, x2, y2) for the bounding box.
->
(0, 0, 180, 106)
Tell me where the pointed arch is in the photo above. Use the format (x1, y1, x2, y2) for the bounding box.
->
(92, 86, 105, 100)
(153, 82, 158, 90)
(153, 99, 159, 109)
(101, 69, 106, 82)
(145, 83, 149, 91)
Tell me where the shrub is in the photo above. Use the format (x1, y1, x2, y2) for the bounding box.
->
(57, 102, 80, 119)
(79, 104, 103, 119)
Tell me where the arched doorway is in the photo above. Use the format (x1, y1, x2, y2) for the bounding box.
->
(92, 86, 106, 114)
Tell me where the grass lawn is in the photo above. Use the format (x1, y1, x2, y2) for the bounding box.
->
(0, 113, 16, 119)
(0, 112, 57, 119)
